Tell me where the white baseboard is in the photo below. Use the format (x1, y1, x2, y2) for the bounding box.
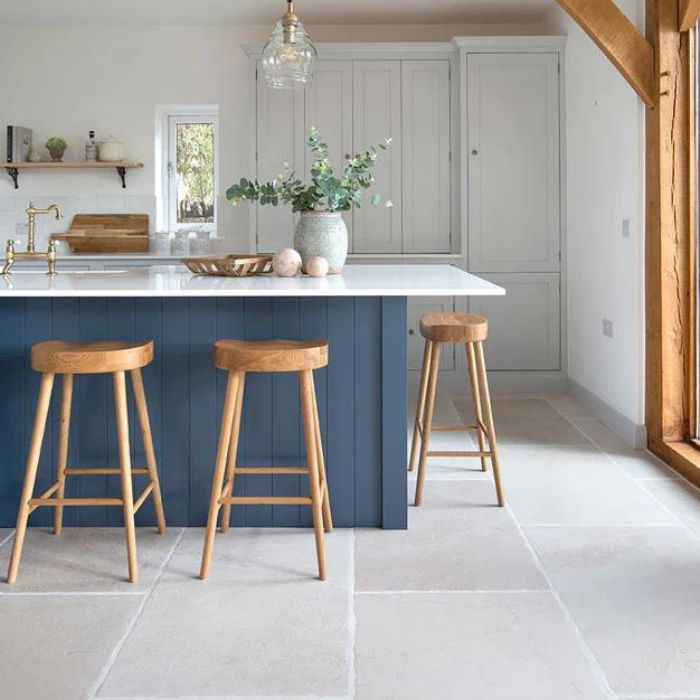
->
(567, 378, 647, 449)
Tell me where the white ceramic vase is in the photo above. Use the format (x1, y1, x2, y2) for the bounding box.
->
(293, 211, 348, 274)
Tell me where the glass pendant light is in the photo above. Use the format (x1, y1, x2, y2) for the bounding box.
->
(261, 0, 317, 90)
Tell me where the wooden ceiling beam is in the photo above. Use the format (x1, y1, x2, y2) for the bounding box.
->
(556, 0, 656, 107)
(680, 0, 700, 30)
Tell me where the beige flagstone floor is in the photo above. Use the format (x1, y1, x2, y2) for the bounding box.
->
(1, 391, 699, 700)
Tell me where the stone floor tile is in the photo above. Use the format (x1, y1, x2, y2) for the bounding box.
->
(0, 594, 140, 700)
(99, 529, 353, 698)
(0, 527, 182, 592)
(499, 444, 677, 525)
(526, 525, 700, 695)
(355, 591, 609, 700)
(356, 481, 545, 591)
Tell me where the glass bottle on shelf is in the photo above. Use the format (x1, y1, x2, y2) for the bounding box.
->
(85, 130, 97, 161)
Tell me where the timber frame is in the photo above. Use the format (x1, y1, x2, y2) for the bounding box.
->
(556, 0, 700, 485)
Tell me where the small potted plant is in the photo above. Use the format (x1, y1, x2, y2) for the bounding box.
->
(227, 127, 391, 273)
(45, 137, 68, 162)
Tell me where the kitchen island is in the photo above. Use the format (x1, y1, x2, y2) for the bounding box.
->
(0, 265, 504, 530)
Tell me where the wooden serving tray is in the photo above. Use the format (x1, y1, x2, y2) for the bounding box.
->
(52, 214, 149, 254)
(181, 254, 273, 277)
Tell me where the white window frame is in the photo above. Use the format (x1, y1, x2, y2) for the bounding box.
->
(155, 104, 219, 233)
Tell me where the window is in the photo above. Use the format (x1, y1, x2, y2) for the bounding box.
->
(156, 105, 219, 233)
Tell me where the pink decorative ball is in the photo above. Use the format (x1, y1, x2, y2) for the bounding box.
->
(305, 256, 330, 278)
(272, 248, 302, 277)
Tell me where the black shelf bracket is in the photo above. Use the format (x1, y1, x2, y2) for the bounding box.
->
(116, 166, 127, 188)
(6, 167, 19, 189)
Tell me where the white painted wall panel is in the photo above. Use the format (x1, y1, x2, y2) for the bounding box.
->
(402, 60, 451, 253)
(352, 61, 402, 253)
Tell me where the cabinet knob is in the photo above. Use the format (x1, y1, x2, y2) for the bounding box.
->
(471, 149, 479, 156)
(408, 328, 415, 336)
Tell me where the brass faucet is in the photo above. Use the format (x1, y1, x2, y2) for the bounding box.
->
(2, 202, 63, 275)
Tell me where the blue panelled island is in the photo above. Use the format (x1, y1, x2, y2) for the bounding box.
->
(0, 264, 504, 530)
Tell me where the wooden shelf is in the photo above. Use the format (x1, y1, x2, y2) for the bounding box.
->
(4, 161, 144, 189)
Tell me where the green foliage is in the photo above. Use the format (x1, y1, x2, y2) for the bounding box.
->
(227, 127, 392, 213)
(45, 137, 67, 150)
(176, 123, 215, 223)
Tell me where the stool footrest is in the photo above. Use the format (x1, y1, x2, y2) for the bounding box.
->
(427, 450, 491, 458)
(64, 467, 149, 476)
(133, 483, 155, 513)
(219, 495, 313, 506)
(432, 424, 479, 433)
(29, 497, 124, 511)
(235, 466, 309, 475)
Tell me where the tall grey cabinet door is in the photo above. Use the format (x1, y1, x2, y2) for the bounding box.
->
(467, 53, 560, 272)
(255, 71, 305, 253)
(352, 61, 402, 253)
(305, 61, 354, 243)
(402, 60, 451, 253)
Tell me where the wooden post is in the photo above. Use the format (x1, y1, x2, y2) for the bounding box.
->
(644, 0, 700, 484)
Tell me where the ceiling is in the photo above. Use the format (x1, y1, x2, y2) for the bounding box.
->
(0, 0, 554, 26)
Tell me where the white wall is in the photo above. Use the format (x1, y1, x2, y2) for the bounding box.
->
(0, 21, 554, 247)
(557, 1, 646, 438)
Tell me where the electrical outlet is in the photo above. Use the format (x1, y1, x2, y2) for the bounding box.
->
(622, 219, 631, 238)
(603, 319, 614, 338)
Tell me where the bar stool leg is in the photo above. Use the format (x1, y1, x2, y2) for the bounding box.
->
(7, 373, 55, 584)
(114, 370, 138, 583)
(414, 342, 441, 507)
(54, 373, 74, 535)
(475, 341, 505, 507)
(466, 344, 488, 472)
(300, 369, 327, 581)
(310, 372, 333, 533)
(221, 372, 245, 534)
(409, 339, 433, 472)
(200, 371, 240, 580)
(131, 368, 166, 535)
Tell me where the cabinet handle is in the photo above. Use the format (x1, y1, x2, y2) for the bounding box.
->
(408, 329, 415, 336)
(471, 149, 479, 156)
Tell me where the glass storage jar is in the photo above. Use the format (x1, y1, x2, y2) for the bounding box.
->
(190, 230, 211, 255)
(171, 231, 190, 257)
(151, 231, 171, 256)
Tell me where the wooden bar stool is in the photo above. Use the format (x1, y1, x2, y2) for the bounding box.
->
(6, 340, 166, 584)
(199, 338, 333, 582)
(409, 312, 505, 508)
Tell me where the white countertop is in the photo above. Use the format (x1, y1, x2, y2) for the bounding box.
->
(0, 264, 505, 298)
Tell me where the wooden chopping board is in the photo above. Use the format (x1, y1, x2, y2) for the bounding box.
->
(52, 214, 150, 254)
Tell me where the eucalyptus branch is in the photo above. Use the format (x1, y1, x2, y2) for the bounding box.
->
(226, 127, 392, 213)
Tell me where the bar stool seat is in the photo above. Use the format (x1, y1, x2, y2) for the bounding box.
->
(6, 339, 166, 585)
(31, 340, 153, 374)
(420, 312, 488, 343)
(214, 339, 328, 373)
(410, 312, 505, 508)
(200, 338, 332, 581)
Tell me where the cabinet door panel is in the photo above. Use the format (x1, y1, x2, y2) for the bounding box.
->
(467, 53, 560, 271)
(407, 296, 455, 371)
(305, 62, 354, 243)
(402, 60, 451, 254)
(469, 272, 560, 370)
(256, 71, 305, 253)
(352, 61, 402, 253)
